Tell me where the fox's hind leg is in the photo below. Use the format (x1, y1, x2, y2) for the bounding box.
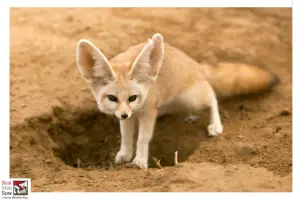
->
(178, 80, 223, 136)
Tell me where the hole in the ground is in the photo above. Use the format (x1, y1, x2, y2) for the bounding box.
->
(18, 103, 212, 169)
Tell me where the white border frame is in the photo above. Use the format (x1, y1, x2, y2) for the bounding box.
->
(1, 0, 296, 200)
(5, 0, 294, 7)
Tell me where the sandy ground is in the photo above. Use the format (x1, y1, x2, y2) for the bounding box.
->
(10, 8, 292, 192)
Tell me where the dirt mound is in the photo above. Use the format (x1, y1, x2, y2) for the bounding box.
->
(135, 163, 292, 192)
(10, 8, 292, 192)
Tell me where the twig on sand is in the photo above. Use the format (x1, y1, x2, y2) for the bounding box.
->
(174, 151, 182, 167)
(152, 157, 163, 169)
(142, 168, 157, 176)
(174, 151, 179, 166)
(125, 162, 160, 176)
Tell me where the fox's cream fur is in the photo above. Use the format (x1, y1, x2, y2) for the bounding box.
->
(76, 33, 279, 168)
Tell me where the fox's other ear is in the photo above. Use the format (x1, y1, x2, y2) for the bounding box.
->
(76, 39, 115, 83)
(129, 33, 164, 83)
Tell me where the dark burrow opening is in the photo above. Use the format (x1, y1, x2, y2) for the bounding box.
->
(16, 104, 211, 169)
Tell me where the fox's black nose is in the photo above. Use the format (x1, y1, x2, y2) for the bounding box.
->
(121, 113, 128, 119)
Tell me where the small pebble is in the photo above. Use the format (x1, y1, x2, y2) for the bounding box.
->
(184, 115, 200, 124)
(280, 110, 290, 116)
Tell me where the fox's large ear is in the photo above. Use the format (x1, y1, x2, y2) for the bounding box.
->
(129, 33, 164, 83)
(76, 39, 115, 83)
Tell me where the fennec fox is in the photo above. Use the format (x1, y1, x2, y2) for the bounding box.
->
(76, 33, 279, 168)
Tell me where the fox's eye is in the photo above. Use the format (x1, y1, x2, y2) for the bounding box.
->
(107, 95, 118, 102)
(128, 95, 137, 102)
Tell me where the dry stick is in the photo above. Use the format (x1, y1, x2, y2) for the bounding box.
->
(174, 151, 179, 166)
(142, 168, 157, 176)
(128, 162, 159, 176)
(152, 157, 163, 169)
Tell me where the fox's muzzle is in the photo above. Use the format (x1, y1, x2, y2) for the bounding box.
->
(115, 102, 132, 120)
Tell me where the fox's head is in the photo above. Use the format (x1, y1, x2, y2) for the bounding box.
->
(76, 33, 164, 120)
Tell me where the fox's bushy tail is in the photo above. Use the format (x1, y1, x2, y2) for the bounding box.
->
(201, 62, 280, 98)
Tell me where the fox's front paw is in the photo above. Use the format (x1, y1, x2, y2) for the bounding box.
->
(115, 150, 133, 164)
(132, 155, 148, 169)
(207, 123, 223, 137)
